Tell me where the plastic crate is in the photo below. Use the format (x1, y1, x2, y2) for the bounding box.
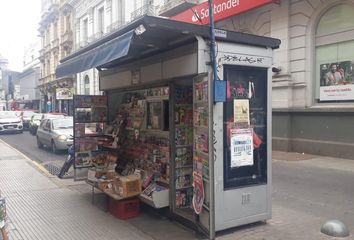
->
(108, 197, 140, 220)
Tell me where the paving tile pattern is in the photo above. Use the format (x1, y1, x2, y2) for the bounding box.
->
(0, 144, 153, 240)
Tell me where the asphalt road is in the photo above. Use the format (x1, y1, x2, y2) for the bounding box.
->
(0, 131, 66, 163)
(0, 131, 69, 177)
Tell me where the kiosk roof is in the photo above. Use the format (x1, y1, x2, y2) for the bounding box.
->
(56, 16, 281, 78)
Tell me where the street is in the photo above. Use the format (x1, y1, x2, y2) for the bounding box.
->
(273, 159, 354, 228)
(0, 133, 354, 239)
(0, 131, 68, 176)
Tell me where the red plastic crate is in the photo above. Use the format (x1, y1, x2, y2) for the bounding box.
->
(108, 197, 140, 220)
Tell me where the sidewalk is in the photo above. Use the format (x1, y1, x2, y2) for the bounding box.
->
(0, 140, 353, 240)
(0, 140, 195, 240)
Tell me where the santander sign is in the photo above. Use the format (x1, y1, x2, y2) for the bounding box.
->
(170, 0, 280, 25)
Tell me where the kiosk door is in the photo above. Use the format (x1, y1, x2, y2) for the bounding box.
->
(193, 74, 212, 237)
(223, 65, 268, 189)
(170, 82, 195, 222)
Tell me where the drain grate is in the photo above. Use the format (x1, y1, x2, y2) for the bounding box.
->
(43, 162, 73, 177)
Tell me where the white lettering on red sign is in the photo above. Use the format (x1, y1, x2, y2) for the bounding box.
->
(171, 0, 280, 25)
(192, 0, 240, 23)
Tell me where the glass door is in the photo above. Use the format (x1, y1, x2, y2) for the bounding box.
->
(170, 83, 195, 221)
(223, 65, 268, 189)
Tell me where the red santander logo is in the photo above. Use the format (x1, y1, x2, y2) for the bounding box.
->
(171, 0, 279, 25)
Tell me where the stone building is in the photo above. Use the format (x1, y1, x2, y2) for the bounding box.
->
(55, 0, 354, 158)
(208, 0, 354, 159)
(72, 0, 165, 96)
(38, 0, 75, 114)
(18, 41, 41, 107)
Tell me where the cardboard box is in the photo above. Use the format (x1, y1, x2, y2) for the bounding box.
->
(114, 175, 141, 198)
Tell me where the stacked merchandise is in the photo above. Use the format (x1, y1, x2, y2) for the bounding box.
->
(192, 76, 210, 215)
(111, 88, 170, 207)
(174, 86, 194, 209)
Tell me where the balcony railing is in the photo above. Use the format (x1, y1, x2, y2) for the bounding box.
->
(52, 38, 59, 50)
(159, 0, 199, 17)
(78, 41, 89, 49)
(94, 31, 104, 40)
(106, 21, 126, 33)
(61, 30, 73, 51)
(44, 43, 51, 53)
(131, 4, 158, 20)
(39, 49, 45, 61)
(39, 74, 55, 85)
(61, 30, 73, 44)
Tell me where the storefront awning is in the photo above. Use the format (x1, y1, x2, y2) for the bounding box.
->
(56, 16, 281, 78)
(56, 30, 134, 78)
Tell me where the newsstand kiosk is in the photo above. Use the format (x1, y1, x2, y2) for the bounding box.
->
(56, 16, 280, 239)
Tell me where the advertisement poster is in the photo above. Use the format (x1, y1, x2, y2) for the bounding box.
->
(319, 61, 354, 101)
(192, 171, 204, 215)
(233, 99, 250, 124)
(56, 88, 75, 100)
(230, 128, 254, 168)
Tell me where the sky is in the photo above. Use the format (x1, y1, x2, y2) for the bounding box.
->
(0, 0, 41, 72)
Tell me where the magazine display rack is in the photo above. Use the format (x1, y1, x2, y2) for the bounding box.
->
(73, 95, 111, 181)
(171, 85, 194, 216)
(193, 75, 210, 228)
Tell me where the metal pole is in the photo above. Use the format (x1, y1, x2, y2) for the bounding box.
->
(208, 1, 216, 239)
(209, 0, 218, 83)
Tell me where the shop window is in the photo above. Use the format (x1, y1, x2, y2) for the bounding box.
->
(315, 4, 354, 102)
(84, 75, 90, 95)
(223, 65, 268, 189)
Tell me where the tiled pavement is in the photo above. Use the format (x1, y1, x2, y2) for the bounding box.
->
(0, 140, 353, 240)
(0, 141, 194, 240)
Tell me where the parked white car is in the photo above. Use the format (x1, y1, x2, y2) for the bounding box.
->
(0, 111, 23, 134)
(36, 116, 73, 153)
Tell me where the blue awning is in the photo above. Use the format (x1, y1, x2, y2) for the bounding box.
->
(56, 30, 135, 78)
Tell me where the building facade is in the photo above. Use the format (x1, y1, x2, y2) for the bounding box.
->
(18, 41, 41, 104)
(55, 0, 354, 158)
(72, 0, 167, 96)
(0, 54, 21, 110)
(38, 0, 75, 114)
(209, 0, 354, 159)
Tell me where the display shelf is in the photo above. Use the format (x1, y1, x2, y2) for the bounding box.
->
(139, 189, 169, 208)
(194, 100, 208, 105)
(194, 150, 209, 159)
(176, 205, 192, 209)
(74, 165, 93, 169)
(193, 125, 209, 130)
(176, 185, 193, 190)
(156, 179, 169, 185)
(99, 145, 118, 150)
(74, 134, 108, 138)
(175, 144, 192, 148)
(175, 124, 192, 127)
(202, 204, 210, 211)
(175, 165, 193, 169)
